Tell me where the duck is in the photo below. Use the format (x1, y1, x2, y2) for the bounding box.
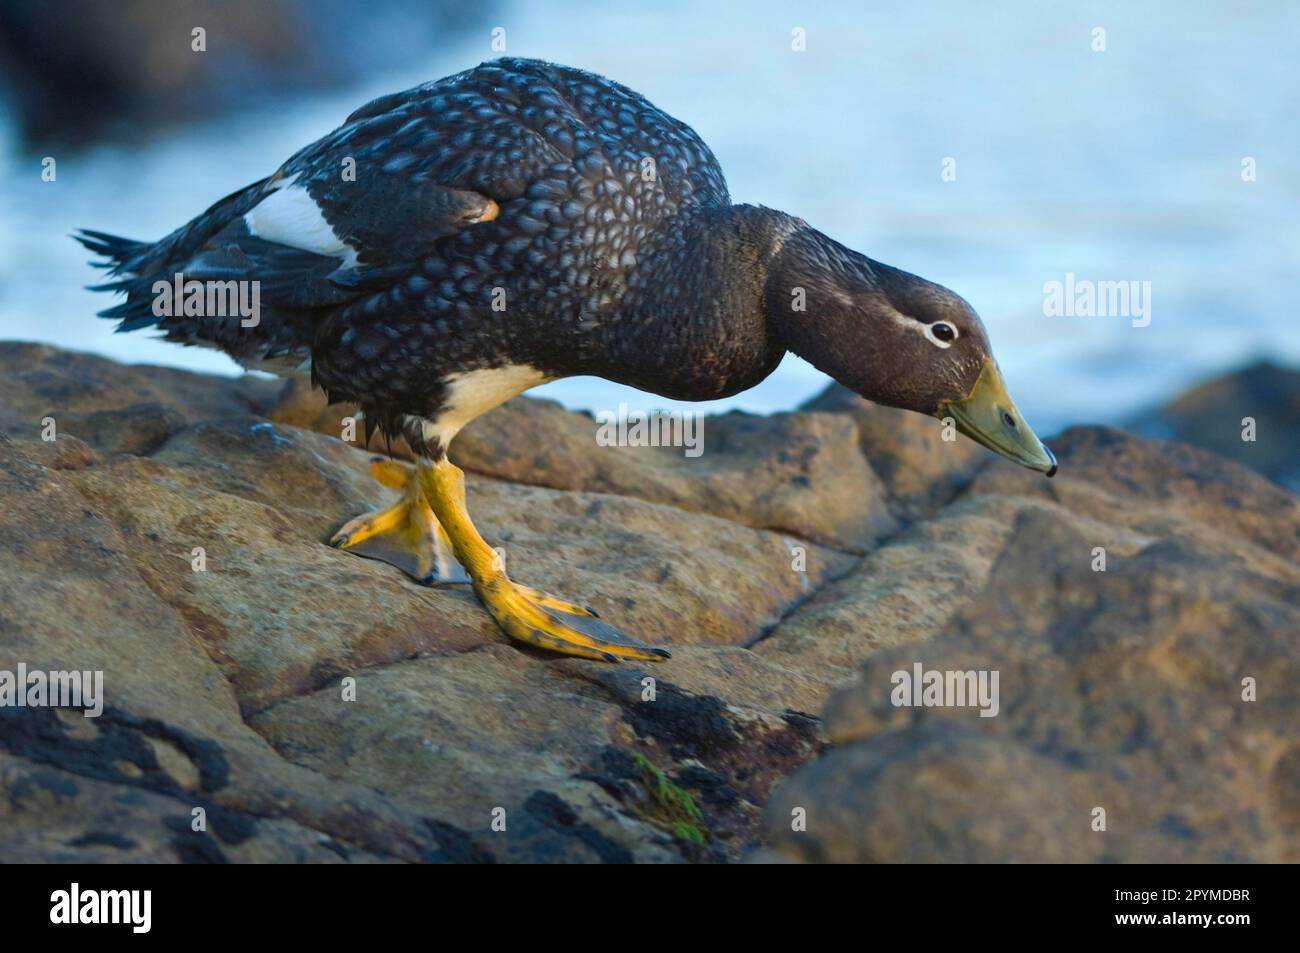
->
(77, 57, 1056, 663)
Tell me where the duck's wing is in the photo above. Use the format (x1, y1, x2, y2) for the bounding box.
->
(190, 168, 501, 306)
(77, 129, 505, 366)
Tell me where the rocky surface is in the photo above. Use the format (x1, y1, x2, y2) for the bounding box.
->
(1131, 360, 1300, 492)
(1, 341, 1297, 863)
(761, 427, 1300, 862)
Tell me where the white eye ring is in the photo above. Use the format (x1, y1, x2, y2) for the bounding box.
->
(923, 321, 958, 349)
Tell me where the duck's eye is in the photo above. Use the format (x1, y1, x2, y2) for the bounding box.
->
(925, 321, 958, 348)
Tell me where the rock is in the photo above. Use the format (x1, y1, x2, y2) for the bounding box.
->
(0, 345, 854, 862)
(1132, 360, 1300, 492)
(20, 433, 98, 471)
(3, 342, 1297, 863)
(800, 383, 986, 520)
(0, 432, 452, 863)
(0, 342, 283, 453)
(763, 427, 1300, 863)
(0, 0, 487, 144)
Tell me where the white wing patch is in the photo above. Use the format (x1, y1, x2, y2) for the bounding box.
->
(244, 174, 360, 268)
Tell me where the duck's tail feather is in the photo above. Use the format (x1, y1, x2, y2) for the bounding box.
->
(74, 229, 166, 332)
(75, 177, 274, 334)
(73, 229, 149, 270)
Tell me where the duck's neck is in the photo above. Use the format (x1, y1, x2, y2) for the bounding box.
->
(599, 204, 800, 399)
(760, 222, 892, 401)
(599, 205, 893, 402)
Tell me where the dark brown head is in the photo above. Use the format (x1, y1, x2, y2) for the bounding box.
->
(766, 224, 1056, 474)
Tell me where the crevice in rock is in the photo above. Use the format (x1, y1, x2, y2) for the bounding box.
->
(745, 453, 998, 650)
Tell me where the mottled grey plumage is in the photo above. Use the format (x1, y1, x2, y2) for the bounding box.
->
(78, 57, 1002, 454)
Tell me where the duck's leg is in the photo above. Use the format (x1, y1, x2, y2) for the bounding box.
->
(418, 455, 671, 663)
(328, 458, 470, 585)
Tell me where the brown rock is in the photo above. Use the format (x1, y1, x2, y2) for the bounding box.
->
(763, 429, 1300, 862)
(801, 382, 987, 519)
(1133, 360, 1300, 492)
(0, 344, 862, 863)
(453, 398, 897, 552)
(0, 433, 460, 863)
(6, 343, 1297, 864)
(16, 432, 99, 470)
(0, 341, 282, 453)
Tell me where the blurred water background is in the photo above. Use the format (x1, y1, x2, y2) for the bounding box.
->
(1, 0, 1296, 434)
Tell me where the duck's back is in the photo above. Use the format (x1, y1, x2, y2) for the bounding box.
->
(330, 58, 730, 213)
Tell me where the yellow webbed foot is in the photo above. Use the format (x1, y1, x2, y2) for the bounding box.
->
(329, 458, 470, 585)
(480, 575, 671, 663)
(418, 456, 670, 663)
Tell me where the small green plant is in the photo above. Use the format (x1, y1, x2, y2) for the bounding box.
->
(632, 752, 708, 844)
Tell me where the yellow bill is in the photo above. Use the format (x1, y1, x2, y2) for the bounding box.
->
(937, 358, 1057, 476)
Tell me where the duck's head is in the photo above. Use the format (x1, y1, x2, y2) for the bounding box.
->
(767, 224, 1057, 476)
